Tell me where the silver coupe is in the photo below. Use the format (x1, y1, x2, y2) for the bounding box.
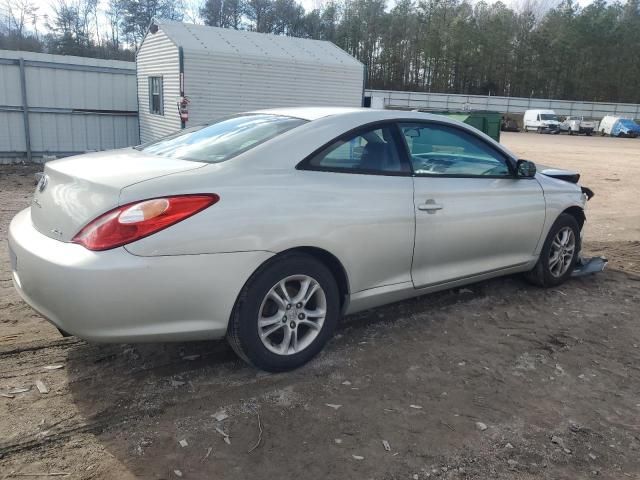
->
(9, 108, 597, 371)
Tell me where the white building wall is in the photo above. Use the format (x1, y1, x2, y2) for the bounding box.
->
(0, 49, 138, 163)
(184, 50, 364, 124)
(136, 29, 181, 143)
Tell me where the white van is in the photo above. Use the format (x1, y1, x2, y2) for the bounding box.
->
(523, 109, 561, 133)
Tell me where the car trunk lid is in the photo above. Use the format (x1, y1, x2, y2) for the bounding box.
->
(31, 149, 206, 242)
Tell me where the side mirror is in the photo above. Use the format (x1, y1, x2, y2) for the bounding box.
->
(516, 159, 536, 178)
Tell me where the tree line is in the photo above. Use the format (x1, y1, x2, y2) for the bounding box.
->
(2, 0, 639, 103)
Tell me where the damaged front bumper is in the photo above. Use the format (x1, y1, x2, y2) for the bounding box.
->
(572, 183, 606, 277)
(572, 255, 607, 277)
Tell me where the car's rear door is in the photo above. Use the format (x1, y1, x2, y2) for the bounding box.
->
(398, 121, 546, 288)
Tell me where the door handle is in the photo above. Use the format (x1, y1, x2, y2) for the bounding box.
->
(418, 200, 443, 212)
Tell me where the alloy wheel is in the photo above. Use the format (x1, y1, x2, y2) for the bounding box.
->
(548, 226, 575, 278)
(257, 275, 327, 355)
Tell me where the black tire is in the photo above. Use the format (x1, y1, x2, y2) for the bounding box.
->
(227, 253, 340, 372)
(525, 213, 580, 288)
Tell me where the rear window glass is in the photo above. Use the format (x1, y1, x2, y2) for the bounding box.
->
(137, 114, 307, 163)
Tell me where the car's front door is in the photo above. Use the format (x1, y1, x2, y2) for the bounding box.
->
(398, 121, 546, 288)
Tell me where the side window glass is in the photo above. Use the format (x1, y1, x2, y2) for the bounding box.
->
(307, 126, 407, 174)
(399, 123, 511, 177)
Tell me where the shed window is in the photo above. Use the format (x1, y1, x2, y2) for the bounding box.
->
(148, 77, 163, 115)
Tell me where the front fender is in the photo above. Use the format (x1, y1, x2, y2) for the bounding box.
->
(535, 173, 586, 255)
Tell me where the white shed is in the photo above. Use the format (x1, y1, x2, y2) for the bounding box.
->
(136, 20, 365, 143)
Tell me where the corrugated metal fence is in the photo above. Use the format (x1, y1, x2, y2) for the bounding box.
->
(0, 50, 139, 164)
(367, 89, 640, 119)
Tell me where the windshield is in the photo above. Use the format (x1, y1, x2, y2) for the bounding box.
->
(540, 114, 559, 121)
(137, 114, 307, 163)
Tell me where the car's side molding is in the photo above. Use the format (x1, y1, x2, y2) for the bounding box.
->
(346, 261, 536, 315)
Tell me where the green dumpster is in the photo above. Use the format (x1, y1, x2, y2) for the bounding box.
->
(431, 111, 502, 143)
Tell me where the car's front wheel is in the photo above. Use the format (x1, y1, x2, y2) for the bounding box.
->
(525, 213, 580, 287)
(227, 253, 340, 371)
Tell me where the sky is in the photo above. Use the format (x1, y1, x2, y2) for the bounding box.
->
(17, 0, 594, 36)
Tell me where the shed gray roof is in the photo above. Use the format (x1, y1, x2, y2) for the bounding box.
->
(154, 20, 363, 68)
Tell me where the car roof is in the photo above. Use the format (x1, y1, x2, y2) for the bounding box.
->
(248, 106, 468, 124)
(243, 107, 519, 162)
(248, 107, 369, 121)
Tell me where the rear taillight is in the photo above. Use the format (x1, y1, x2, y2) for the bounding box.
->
(72, 194, 219, 251)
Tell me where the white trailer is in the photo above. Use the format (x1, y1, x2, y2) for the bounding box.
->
(137, 20, 365, 143)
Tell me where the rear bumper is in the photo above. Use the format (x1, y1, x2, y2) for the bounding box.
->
(8, 208, 273, 342)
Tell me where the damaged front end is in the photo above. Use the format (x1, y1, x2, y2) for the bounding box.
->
(539, 167, 607, 278)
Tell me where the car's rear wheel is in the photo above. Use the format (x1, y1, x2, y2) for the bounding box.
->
(525, 213, 580, 288)
(227, 253, 339, 371)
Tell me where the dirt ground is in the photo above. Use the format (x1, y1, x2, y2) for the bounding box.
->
(1, 133, 639, 480)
